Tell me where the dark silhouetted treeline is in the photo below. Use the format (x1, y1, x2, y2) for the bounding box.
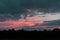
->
(0, 28, 60, 39)
(0, 28, 60, 32)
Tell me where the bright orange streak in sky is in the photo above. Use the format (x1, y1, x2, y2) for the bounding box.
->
(0, 15, 45, 29)
(2, 18, 43, 29)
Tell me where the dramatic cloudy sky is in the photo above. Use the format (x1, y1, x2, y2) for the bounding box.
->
(0, 0, 60, 31)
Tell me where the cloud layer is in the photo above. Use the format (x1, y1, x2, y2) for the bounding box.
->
(0, 0, 60, 31)
(0, 9, 60, 31)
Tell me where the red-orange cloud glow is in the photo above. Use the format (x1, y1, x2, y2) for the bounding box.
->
(0, 17, 44, 29)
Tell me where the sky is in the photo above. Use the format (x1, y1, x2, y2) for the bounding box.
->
(0, 0, 60, 31)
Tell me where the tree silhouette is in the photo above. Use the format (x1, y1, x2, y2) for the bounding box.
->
(53, 28, 60, 32)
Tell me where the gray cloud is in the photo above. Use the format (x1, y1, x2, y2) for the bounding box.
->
(0, 0, 60, 13)
(0, 0, 60, 31)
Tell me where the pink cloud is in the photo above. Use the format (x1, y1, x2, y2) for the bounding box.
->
(0, 9, 60, 30)
(0, 16, 44, 29)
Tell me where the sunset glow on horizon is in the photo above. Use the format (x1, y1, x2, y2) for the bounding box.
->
(0, 9, 60, 31)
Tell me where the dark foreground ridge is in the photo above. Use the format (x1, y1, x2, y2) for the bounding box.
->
(0, 28, 60, 39)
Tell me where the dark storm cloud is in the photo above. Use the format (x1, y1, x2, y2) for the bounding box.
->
(0, 0, 60, 13)
(0, 0, 60, 19)
(43, 20, 60, 27)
